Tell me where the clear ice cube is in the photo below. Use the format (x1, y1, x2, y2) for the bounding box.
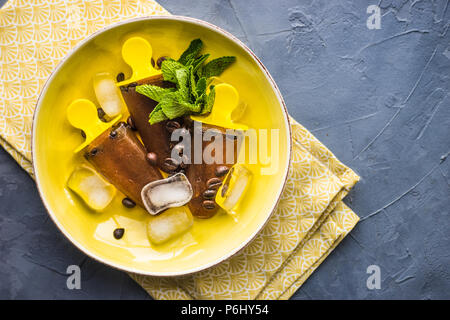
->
(216, 164, 252, 215)
(67, 166, 116, 211)
(141, 173, 193, 215)
(93, 72, 126, 118)
(147, 207, 194, 244)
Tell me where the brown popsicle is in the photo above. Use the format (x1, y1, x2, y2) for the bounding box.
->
(84, 122, 163, 207)
(186, 121, 238, 218)
(120, 75, 183, 173)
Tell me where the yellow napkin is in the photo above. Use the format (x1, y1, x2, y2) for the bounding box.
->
(0, 0, 360, 300)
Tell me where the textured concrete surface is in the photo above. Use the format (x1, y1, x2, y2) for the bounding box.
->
(0, 0, 449, 299)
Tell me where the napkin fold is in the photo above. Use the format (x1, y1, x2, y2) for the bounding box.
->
(0, 0, 359, 300)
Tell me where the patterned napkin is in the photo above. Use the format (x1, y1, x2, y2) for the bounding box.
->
(0, 0, 359, 299)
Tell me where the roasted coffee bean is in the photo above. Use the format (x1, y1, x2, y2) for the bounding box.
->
(165, 120, 181, 133)
(90, 148, 98, 156)
(109, 130, 117, 138)
(215, 165, 229, 177)
(203, 189, 216, 199)
(179, 154, 189, 169)
(146, 152, 158, 166)
(116, 72, 125, 82)
(122, 197, 136, 208)
(162, 158, 179, 172)
(202, 200, 216, 210)
(113, 228, 125, 239)
(127, 116, 136, 130)
(97, 108, 107, 122)
(206, 177, 222, 190)
(81, 130, 86, 138)
(156, 56, 168, 68)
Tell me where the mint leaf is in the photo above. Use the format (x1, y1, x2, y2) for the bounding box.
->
(149, 104, 168, 124)
(192, 54, 210, 74)
(161, 59, 184, 83)
(175, 67, 190, 101)
(200, 56, 236, 78)
(202, 87, 215, 114)
(136, 85, 174, 102)
(178, 39, 203, 65)
(196, 77, 207, 97)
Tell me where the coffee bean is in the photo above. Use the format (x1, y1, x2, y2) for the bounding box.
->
(157, 56, 168, 68)
(179, 155, 189, 169)
(90, 148, 98, 156)
(215, 166, 229, 177)
(97, 108, 107, 122)
(122, 197, 136, 208)
(203, 189, 216, 199)
(116, 72, 125, 82)
(206, 177, 222, 190)
(162, 157, 179, 172)
(127, 116, 136, 130)
(146, 152, 158, 166)
(109, 130, 117, 139)
(202, 200, 216, 210)
(113, 228, 125, 239)
(166, 120, 181, 133)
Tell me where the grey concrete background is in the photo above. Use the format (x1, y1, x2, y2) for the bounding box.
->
(0, 0, 449, 299)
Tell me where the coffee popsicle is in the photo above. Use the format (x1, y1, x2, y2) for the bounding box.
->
(185, 122, 238, 218)
(84, 122, 163, 208)
(120, 75, 184, 173)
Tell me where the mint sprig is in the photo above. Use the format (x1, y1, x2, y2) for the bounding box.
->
(135, 39, 236, 125)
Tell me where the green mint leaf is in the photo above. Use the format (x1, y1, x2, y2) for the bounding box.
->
(157, 92, 198, 119)
(202, 87, 215, 114)
(149, 104, 168, 124)
(161, 59, 184, 83)
(136, 85, 174, 102)
(196, 77, 207, 97)
(178, 39, 203, 65)
(175, 67, 190, 101)
(192, 54, 210, 74)
(200, 56, 236, 79)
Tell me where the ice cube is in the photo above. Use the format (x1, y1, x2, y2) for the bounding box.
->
(67, 165, 116, 211)
(93, 72, 126, 118)
(147, 207, 193, 244)
(141, 173, 193, 215)
(216, 164, 252, 215)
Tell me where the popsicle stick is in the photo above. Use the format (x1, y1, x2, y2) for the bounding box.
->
(67, 99, 121, 153)
(117, 37, 161, 86)
(191, 83, 248, 131)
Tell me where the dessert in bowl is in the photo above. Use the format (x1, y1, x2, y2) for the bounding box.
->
(32, 16, 291, 276)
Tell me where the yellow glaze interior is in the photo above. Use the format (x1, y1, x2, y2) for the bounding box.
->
(33, 18, 291, 275)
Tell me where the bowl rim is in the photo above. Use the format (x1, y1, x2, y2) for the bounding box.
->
(32, 15, 292, 277)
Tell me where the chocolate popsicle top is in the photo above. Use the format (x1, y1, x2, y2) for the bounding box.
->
(120, 75, 184, 173)
(84, 122, 163, 207)
(186, 121, 238, 218)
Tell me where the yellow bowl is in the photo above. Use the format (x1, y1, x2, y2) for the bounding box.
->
(32, 16, 292, 276)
